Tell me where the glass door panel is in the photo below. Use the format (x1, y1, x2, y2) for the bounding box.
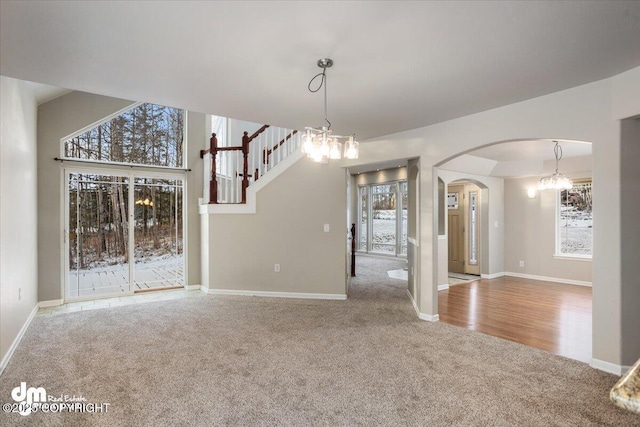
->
(400, 182, 408, 255)
(68, 173, 130, 298)
(371, 184, 397, 254)
(133, 178, 184, 291)
(358, 186, 368, 251)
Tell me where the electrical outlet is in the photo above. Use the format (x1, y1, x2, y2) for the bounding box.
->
(18, 288, 22, 300)
(519, 261, 525, 267)
(323, 224, 330, 232)
(274, 264, 280, 272)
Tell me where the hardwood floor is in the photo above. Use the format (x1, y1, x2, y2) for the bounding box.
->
(438, 276, 592, 363)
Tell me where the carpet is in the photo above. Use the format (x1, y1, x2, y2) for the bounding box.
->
(0, 256, 637, 426)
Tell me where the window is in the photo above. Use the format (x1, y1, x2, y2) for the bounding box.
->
(63, 103, 185, 168)
(557, 179, 592, 257)
(357, 180, 408, 256)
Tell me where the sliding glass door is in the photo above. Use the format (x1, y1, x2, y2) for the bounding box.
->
(66, 170, 184, 300)
(133, 178, 184, 290)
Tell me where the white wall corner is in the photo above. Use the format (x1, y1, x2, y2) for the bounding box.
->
(419, 313, 440, 322)
(481, 272, 505, 279)
(438, 284, 450, 291)
(590, 358, 623, 376)
(407, 289, 440, 322)
(38, 299, 64, 308)
(0, 304, 38, 376)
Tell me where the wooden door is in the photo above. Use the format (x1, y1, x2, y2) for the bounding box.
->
(447, 185, 465, 273)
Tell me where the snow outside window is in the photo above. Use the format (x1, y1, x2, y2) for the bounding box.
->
(557, 179, 592, 257)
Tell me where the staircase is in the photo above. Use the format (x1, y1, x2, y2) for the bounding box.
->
(200, 125, 302, 205)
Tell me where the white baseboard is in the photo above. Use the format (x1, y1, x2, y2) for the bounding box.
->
(184, 285, 201, 291)
(38, 299, 64, 308)
(481, 272, 505, 279)
(0, 304, 38, 376)
(591, 358, 625, 375)
(202, 287, 347, 300)
(406, 290, 440, 322)
(438, 284, 450, 291)
(505, 272, 591, 287)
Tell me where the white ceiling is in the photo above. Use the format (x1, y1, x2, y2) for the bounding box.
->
(471, 139, 592, 162)
(2, 1, 640, 140)
(22, 81, 72, 105)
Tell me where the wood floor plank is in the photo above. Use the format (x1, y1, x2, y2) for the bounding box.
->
(438, 276, 592, 363)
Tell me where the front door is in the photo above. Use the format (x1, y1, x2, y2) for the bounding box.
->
(447, 185, 465, 273)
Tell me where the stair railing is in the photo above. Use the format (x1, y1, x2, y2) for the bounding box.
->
(201, 124, 301, 204)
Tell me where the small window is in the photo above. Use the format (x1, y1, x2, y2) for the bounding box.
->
(557, 179, 592, 257)
(63, 103, 185, 168)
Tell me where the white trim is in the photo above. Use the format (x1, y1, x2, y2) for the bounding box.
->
(202, 288, 347, 300)
(407, 237, 420, 247)
(437, 235, 447, 240)
(591, 358, 624, 376)
(406, 290, 440, 322)
(481, 272, 505, 279)
(200, 149, 304, 215)
(0, 304, 38, 376)
(420, 313, 440, 322)
(438, 284, 450, 291)
(505, 272, 591, 287)
(553, 254, 592, 262)
(38, 299, 64, 308)
(184, 284, 201, 291)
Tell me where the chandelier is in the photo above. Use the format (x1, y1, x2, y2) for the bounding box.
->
(301, 58, 359, 163)
(538, 140, 572, 190)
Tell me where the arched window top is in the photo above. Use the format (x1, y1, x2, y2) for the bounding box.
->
(63, 103, 185, 168)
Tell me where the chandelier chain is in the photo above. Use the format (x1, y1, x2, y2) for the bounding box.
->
(554, 141, 563, 174)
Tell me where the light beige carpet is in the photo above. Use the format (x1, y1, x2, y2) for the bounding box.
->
(0, 256, 637, 426)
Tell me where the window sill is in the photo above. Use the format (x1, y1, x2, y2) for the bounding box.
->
(553, 254, 592, 262)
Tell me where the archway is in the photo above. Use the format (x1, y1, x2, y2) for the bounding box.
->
(431, 138, 594, 363)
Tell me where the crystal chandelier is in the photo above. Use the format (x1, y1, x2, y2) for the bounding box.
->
(301, 58, 359, 163)
(538, 140, 572, 190)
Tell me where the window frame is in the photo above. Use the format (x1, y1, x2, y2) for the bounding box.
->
(555, 178, 593, 260)
(59, 102, 188, 170)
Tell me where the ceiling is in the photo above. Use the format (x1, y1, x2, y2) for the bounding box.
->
(470, 139, 592, 162)
(1, 1, 640, 140)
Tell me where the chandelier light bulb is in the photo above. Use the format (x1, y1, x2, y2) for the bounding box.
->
(329, 140, 342, 160)
(344, 136, 359, 160)
(301, 129, 314, 155)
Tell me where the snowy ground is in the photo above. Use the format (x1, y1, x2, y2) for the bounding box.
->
(560, 206, 592, 255)
(68, 253, 184, 297)
(360, 210, 407, 254)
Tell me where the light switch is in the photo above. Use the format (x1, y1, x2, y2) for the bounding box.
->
(323, 224, 330, 232)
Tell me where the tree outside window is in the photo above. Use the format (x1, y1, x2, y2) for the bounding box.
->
(558, 179, 592, 257)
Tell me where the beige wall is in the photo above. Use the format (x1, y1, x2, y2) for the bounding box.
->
(37, 92, 202, 301)
(0, 77, 39, 369)
(504, 158, 593, 284)
(620, 117, 640, 367)
(204, 159, 347, 296)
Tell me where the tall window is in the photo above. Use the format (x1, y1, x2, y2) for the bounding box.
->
(63, 103, 185, 168)
(557, 179, 592, 257)
(357, 180, 408, 256)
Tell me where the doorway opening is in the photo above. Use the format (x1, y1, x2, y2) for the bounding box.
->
(66, 169, 185, 300)
(446, 180, 483, 283)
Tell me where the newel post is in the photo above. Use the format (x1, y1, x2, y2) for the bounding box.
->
(210, 133, 218, 204)
(351, 223, 356, 277)
(241, 131, 249, 204)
